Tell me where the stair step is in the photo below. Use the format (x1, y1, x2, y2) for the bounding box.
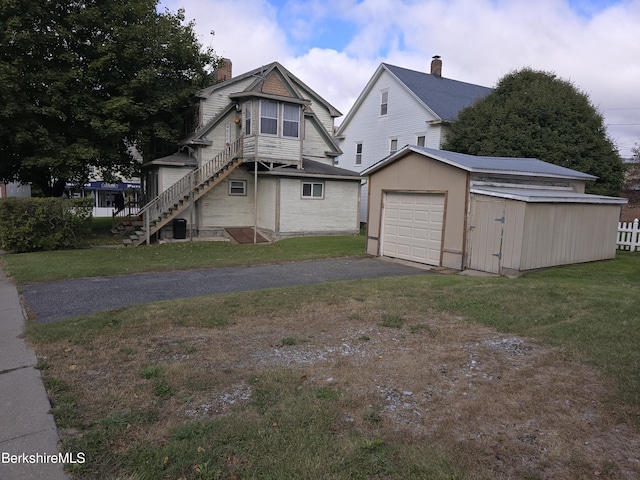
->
(123, 239, 133, 246)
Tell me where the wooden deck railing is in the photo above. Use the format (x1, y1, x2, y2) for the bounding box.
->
(112, 199, 140, 228)
(136, 137, 243, 244)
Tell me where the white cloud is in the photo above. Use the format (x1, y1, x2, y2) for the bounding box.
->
(160, 0, 640, 156)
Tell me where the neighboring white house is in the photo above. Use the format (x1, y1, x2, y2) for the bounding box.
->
(336, 56, 492, 221)
(134, 60, 360, 246)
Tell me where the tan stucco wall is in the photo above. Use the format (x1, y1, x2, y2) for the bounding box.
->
(365, 152, 469, 269)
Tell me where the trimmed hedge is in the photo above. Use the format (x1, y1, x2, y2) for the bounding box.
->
(0, 197, 94, 253)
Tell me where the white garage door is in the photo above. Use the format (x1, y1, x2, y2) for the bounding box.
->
(381, 192, 444, 265)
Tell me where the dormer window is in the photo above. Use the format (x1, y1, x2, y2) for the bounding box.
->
(260, 99, 278, 135)
(258, 99, 300, 138)
(283, 104, 300, 138)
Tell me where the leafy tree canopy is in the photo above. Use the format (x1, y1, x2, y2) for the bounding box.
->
(0, 0, 217, 196)
(443, 68, 626, 196)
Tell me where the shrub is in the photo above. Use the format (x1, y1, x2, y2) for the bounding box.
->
(0, 197, 93, 252)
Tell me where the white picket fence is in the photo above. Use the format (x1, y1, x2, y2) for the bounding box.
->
(617, 218, 640, 251)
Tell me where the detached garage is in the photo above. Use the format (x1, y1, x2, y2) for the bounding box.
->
(362, 146, 627, 276)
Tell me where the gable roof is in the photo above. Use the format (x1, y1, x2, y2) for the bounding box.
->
(197, 62, 342, 117)
(384, 64, 492, 122)
(337, 63, 491, 135)
(361, 145, 598, 181)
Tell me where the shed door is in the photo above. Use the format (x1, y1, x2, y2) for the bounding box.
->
(381, 192, 444, 265)
(468, 196, 505, 274)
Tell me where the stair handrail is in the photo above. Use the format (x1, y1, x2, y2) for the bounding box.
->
(137, 136, 243, 239)
(112, 199, 140, 228)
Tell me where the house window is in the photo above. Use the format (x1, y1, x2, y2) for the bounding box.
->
(260, 99, 278, 135)
(301, 182, 324, 199)
(380, 90, 388, 116)
(417, 135, 425, 147)
(245, 101, 252, 135)
(390, 138, 398, 155)
(282, 103, 300, 138)
(355, 143, 363, 166)
(228, 179, 247, 196)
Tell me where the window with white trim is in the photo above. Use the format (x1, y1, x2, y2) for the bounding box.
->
(355, 143, 363, 166)
(389, 138, 398, 155)
(228, 179, 247, 196)
(301, 182, 324, 199)
(417, 135, 425, 147)
(282, 103, 300, 138)
(380, 90, 388, 116)
(260, 99, 278, 135)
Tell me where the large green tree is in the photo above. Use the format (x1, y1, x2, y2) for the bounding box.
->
(0, 0, 217, 196)
(443, 68, 625, 196)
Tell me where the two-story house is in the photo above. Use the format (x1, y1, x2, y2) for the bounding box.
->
(133, 61, 361, 246)
(336, 56, 492, 222)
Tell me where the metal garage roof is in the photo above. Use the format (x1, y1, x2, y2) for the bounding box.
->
(361, 145, 598, 181)
(471, 186, 627, 204)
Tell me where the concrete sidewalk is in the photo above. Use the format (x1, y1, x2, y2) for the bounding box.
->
(0, 267, 69, 480)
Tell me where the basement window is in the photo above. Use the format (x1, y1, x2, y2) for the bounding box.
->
(228, 180, 247, 196)
(301, 182, 324, 199)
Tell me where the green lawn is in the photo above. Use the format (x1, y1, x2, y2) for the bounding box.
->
(1, 234, 366, 283)
(7, 234, 640, 479)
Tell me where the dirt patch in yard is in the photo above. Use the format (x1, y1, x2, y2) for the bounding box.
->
(38, 300, 640, 479)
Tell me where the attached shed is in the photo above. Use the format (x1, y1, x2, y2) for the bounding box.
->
(362, 146, 627, 276)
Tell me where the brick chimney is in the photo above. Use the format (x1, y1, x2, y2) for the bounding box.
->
(431, 55, 442, 77)
(215, 58, 232, 82)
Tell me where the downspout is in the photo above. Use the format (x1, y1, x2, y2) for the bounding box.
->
(254, 162, 258, 244)
(299, 106, 305, 169)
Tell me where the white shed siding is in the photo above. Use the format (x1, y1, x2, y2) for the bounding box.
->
(278, 179, 359, 233)
(518, 203, 619, 270)
(199, 168, 255, 228)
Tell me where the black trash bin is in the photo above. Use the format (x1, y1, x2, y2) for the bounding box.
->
(173, 218, 187, 239)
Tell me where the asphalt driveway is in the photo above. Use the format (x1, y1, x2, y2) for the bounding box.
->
(22, 257, 430, 323)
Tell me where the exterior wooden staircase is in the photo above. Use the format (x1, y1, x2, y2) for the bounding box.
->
(124, 138, 243, 247)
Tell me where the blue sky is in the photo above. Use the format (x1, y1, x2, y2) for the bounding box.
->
(159, 0, 640, 157)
